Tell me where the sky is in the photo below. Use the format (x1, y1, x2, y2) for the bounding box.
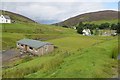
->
(0, 0, 119, 24)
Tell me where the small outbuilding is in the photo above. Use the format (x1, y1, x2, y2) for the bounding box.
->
(17, 39, 54, 56)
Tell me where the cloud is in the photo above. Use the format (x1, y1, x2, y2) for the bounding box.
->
(0, 2, 118, 24)
(1, 0, 119, 2)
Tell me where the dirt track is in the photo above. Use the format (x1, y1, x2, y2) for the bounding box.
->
(2, 49, 20, 62)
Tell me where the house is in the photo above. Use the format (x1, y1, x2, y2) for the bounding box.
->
(17, 39, 54, 56)
(102, 30, 117, 36)
(0, 15, 11, 23)
(82, 29, 91, 36)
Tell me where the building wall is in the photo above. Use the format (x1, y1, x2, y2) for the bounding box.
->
(30, 44, 54, 56)
(17, 43, 26, 51)
(17, 43, 54, 56)
(36, 44, 54, 56)
(0, 15, 11, 23)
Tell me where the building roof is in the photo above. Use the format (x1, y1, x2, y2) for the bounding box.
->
(1, 15, 11, 19)
(17, 39, 53, 49)
(4, 15, 10, 19)
(82, 29, 91, 33)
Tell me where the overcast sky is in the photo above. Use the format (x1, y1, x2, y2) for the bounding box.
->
(0, 1, 119, 24)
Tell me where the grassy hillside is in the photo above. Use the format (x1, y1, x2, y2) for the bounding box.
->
(54, 10, 118, 27)
(2, 35, 118, 78)
(84, 19, 118, 25)
(0, 10, 35, 23)
(2, 23, 76, 50)
(1, 10, 118, 78)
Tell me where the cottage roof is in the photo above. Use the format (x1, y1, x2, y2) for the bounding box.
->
(1, 15, 11, 19)
(4, 15, 10, 19)
(17, 39, 52, 49)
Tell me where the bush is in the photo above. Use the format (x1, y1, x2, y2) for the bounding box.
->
(111, 46, 119, 59)
(76, 22, 84, 34)
(99, 23, 110, 29)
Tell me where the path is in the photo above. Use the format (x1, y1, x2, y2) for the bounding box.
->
(2, 49, 20, 62)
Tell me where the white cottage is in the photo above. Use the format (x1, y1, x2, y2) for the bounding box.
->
(82, 29, 91, 36)
(0, 15, 11, 23)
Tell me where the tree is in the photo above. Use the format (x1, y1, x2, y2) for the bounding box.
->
(62, 25, 68, 28)
(117, 23, 120, 34)
(77, 27, 84, 34)
(90, 29, 93, 34)
(111, 23, 117, 30)
(76, 22, 84, 34)
(99, 23, 110, 29)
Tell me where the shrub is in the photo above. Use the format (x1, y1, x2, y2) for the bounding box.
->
(111, 46, 119, 59)
(99, 23, 110, 29)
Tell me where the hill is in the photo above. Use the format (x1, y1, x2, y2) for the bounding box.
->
(54, 10, 118, 27)
(0, 10, 35, 23)
(1, 10, 118, 78)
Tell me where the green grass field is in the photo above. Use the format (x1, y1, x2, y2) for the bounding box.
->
(1, 23, 76, 50)
(2, 22, 118, 78)
(2, 35, 118, 78)
(84, 19, 118, 25)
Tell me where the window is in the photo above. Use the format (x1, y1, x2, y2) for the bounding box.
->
(21, 44, 23, 46)
(29, 47, 33, 51)
(21, 44, 24, 48)
(6, 20, 8, 22)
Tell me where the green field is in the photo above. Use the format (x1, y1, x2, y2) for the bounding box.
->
(1, 23, 76, 50)
(84, 19, 118, 25)
(2, 22, 118, 78)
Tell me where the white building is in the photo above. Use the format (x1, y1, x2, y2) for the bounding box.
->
(73, 26, 76, 29)
(82, 29, 91, 36)
(0, 15, 11, 23)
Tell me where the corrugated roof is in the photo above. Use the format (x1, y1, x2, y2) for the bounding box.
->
(17, 39, 52, 49)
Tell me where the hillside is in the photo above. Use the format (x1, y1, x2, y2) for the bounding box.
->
(0, 10, 35, 23)
(2, 35, 118, 78)
(0, 10, 76, 50)
(54, 10, 118, 27)
(1, 10, 118, 78)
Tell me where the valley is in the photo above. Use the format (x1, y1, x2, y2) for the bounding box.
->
(1, 10, 119, 78)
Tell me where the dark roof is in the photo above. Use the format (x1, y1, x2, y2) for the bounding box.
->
(3, 15, 10, 19)
(17, 39, 53, 49)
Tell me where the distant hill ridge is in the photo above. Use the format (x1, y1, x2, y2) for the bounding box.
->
(54, 10, 118, 27)
(0, 10, 35, 23)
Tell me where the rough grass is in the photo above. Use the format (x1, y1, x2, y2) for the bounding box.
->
(2, 36, 118, 78)
(111, 46, 119, 59)
(2, 22, 118, 78)
(1, 23, 75, 34)
(2, 23, 76, 50)
(84, 19, 118, 25)
(25, 38, 118, 78)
